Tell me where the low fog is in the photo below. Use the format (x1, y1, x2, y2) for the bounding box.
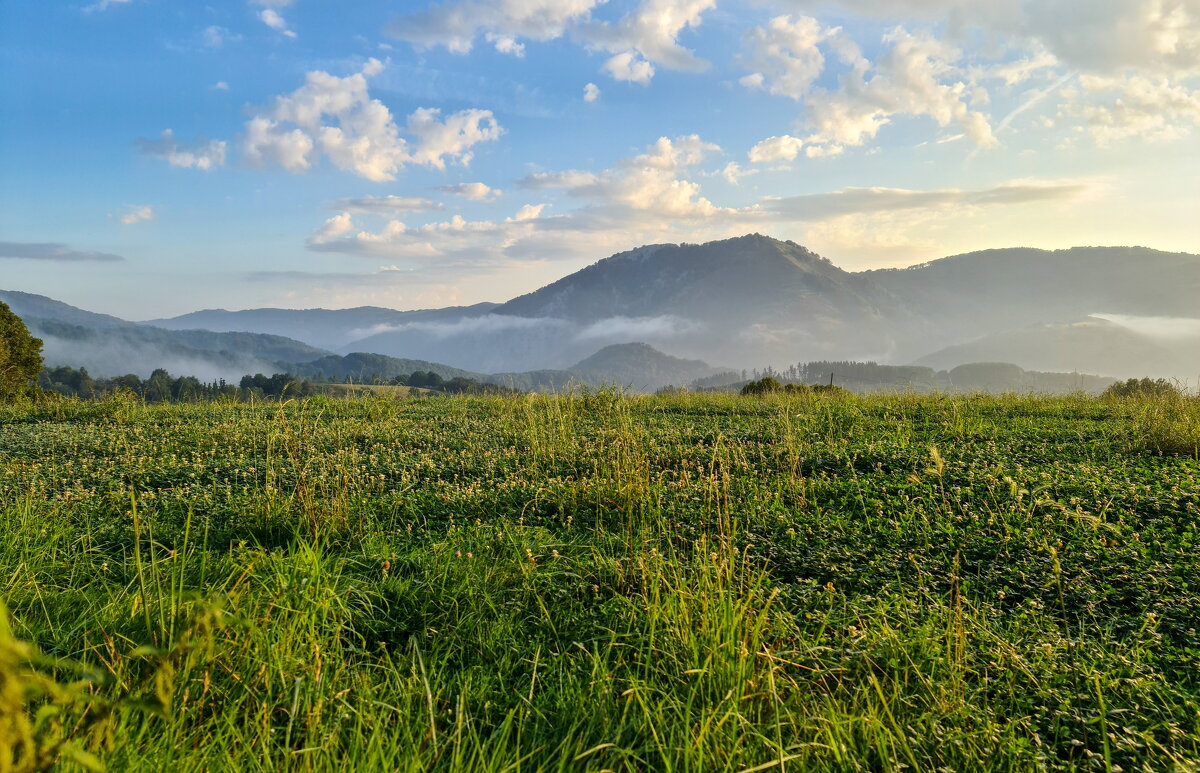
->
(39, 333, 283, 382)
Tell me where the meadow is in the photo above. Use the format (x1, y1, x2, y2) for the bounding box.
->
(2, 390, 1198, 772)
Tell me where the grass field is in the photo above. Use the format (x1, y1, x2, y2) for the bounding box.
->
(2, 391, 1199, 772)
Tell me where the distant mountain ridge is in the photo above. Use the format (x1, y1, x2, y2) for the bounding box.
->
(0, 289, 333, 381)
(8, 235, 1200, 382)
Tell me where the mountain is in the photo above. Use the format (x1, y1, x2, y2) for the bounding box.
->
(568, 342, 720, 388)
(489, 343, 721, 392)
(289, 353, 487, 383)
(10, 236, 1200, 383)
(352, 235, 916, 371)
(1, 290, 332, 380)
(867, 246, 1200, 358)
(147, 302, 499, 351)
(915, 315, 1200, 379)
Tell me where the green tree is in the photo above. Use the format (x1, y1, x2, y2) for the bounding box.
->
(0, 301, 43, 401)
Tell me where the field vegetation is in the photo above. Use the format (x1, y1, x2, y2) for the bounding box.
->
(2, 389, 1199, 771)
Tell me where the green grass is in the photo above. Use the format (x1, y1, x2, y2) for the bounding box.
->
(2, 390, 1198, 771)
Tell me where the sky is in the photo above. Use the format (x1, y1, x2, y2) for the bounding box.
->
(1, 0, 1198, 319)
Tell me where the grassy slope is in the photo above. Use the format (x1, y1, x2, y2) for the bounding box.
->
(1, 392, 1198, 771)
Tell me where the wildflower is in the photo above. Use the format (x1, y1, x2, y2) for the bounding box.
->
(456, 550, 462, 557)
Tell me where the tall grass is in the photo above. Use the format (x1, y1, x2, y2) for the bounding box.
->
(1, 391, 1198, 770)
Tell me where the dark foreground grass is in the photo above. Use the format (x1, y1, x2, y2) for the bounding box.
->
(1, 391, 1198, 771)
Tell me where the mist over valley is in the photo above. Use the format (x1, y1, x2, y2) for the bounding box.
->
(8, 235, 1199, 389)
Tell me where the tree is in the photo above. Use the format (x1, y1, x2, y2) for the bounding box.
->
(0, 301, 43, 401)
(1103, 377, 1182, 399)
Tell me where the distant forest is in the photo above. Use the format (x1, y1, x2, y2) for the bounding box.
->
(38, 365, 514, 402)
(690, 360, 1116, 394)
(38, 359, 1125, 403)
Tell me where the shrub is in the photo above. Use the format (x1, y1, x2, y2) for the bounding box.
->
(1103, 377, 1182, 399)
(740, 377, 783, 396)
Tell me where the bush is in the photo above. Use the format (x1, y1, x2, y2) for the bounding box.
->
(740, 377, 783, 396)
(1103, 377, 1182, 399)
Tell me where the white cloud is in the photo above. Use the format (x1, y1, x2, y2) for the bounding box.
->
(802, 27, 998, 154)
(308, 209, 541, 261)
(990, 50, 1059, 86)
(137, 129, 227, 170)
(748, 134, 806, 162)
(212, 80, 231, 91)
(740, 15, 838, 100)
(602, 51, 656, 84)
(1074, 74, 1200, 145)
(438, 182, 500, 200)
(581, 0, 716, 83)
(116, 205, 156, 225)
(84, 0, 130, 12)
(387, 0, 601, 54)
(583, 82, 601, 102)
(405, 107, 504, 170)
(719, 161, 757, 184)
(202, 25, 233, 48)
(518, 170, 602, 189)
(514, 135, 731, 226)
(258, 9, 296, 38)
(241, 60, 502, 181)
(330, 195, 444, 214)
(386, 0, 714, 84)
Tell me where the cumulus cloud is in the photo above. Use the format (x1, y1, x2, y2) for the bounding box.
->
(747, 134, 807, 162)
(771, 0, 1200, 146)
(601, 52, 656, 84)
(806, 27, 997, 154)
(405, 107, 504, 170)
(1074, 74, 1200, 145)
(438, 182, 500, 200)
(583, 82, 601, 102)
(386, 0, 715, 84)
(250, 0, 296, 37)
(387, 0, 601, 55)
(307, 204, 547, 261)
(778, 0, 1200, 76)
(0, 242, 125, 262)
(580, 0, 716, 83)
(258, 9, 296, 38)
(136, 130, 227, 170)
(116, 205, 156, 225)
(241, 59, 502, 181)
(740, 15, 838, 100)
(212, 80, 231, 91)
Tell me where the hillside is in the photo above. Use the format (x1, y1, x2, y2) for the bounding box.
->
(351, 235, 914, 371)
(9, 236, 1200, 380)
(489, 342, 721, 392)
(867, 246, 1200, 355)
(1, 290, 333, 380)
(147, 302, 500, 351)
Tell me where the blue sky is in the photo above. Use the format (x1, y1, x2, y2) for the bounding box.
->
(2, 0, 1198, 318)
